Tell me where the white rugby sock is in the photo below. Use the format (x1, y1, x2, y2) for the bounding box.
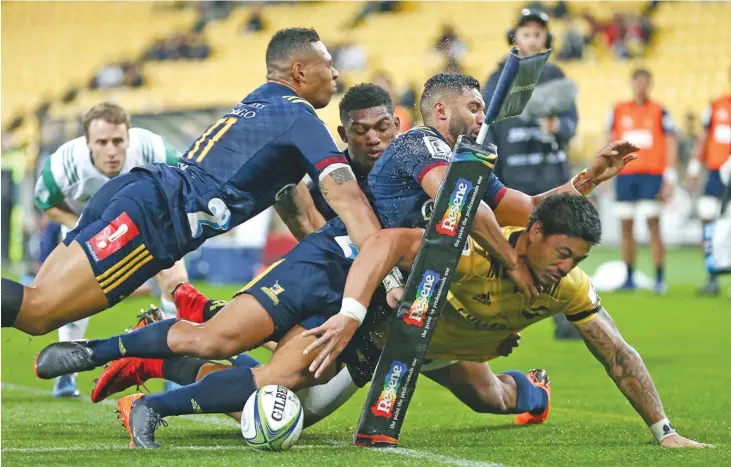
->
(159, 296, 177, 320)
(297, 367, 358, 424)
(57, 318, 90, 342)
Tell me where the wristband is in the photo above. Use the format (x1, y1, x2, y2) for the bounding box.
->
(650, 418, 676, 442)
(339, 297, 367, 326)
(571, 170, 597, 196)
(663, 167, 678, 185)
(686, 159, 701, 178)
(382, 267, 404, 293)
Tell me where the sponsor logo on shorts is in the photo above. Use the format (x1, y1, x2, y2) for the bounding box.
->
(371, 360, 408, 418)
(260, 281, 285, 305)
(403, 270, 441, 327)
(435, 179, 473, 237)
(472, 292, 491, 305)
(88, 212, 140, 262)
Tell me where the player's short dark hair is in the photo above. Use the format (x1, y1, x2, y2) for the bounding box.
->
(419, 73, 480, 117)
(83, 102, 130, 137)
(339, 83, 394, 123)
(527, 193, 602, 245)
(265, 27, 321, 68)
(632, 68, 652, 80)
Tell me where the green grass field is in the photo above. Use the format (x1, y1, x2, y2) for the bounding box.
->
(2, 248, 730, 466)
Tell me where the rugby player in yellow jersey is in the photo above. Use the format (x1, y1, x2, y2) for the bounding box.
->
(312, 193, 711, 448)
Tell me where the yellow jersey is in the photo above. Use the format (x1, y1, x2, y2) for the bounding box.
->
(425, 227, 601, 362)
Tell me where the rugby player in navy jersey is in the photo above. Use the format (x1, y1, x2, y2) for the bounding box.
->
(2, 27, 385, 337)
(34, 73, 639, 448)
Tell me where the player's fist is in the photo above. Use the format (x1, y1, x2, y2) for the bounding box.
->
(386, 287, 404, 308)
(660, 434, 715, 448)
(585, 140, 640, 185)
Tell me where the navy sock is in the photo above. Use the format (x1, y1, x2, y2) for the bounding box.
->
(502, 370, 548, 415)
(204, 299, 228, 322)
(708, 273, 718, 286)
(1, 278, 24, 327)
(626, 264, 634, 282)
(145, 365, 257, 417)
(656, 265, 664, 283)
(88, 318, 178, 364)
(162, 357, 210, 386)
(230, 352, 261, 368)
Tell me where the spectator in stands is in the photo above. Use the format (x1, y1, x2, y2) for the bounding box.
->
(435, 24, 467, 60)
(484, 8, 580, 339)
(370, 70, 413, 132)
(184, 33, 212, 60)
(242, 5, 266, 33)
(608, 68, 678, 295)
(558, 16, 585, 60)
(333, 40, 367, 72)
(90, 63, 124, 89)
(123, 62, 145, 88)
(347, 1, 401, 28)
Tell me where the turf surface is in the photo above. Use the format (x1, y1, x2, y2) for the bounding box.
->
(2, 247, 730, 466)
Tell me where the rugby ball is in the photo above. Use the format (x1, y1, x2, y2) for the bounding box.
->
(241, 385, 304, 451)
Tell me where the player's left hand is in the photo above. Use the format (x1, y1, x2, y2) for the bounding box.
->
(302, 314, 360, 378)
(585, 140, 640, 185)
(660, 433, 715, 448)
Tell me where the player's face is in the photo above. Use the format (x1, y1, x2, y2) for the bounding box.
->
(447, 88, 485, 142)
(339, 106, 399, 170)
(87, 119, 129, 177)
(525, 228, 592, 286)
(515, 22, 547, 56)
(300, 41, 339, 109)
(632, 74, 651, 99)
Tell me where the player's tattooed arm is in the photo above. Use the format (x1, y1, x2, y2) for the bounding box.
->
(318, 166, 382, 249)
(274, 181, 326, 241)
(575, 308, 667, 426)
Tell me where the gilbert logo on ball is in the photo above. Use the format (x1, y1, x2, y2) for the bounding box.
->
(241, 385, 303, 451)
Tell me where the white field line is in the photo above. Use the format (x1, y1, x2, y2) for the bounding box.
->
(2, 383, 508, 466)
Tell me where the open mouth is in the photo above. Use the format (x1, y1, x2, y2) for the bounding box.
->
(367, 150, 383, 159)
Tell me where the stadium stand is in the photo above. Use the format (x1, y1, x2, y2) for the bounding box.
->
(2, 1, 730, 162)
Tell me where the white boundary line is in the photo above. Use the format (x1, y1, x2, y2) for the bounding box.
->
(2, 383, 507, 466)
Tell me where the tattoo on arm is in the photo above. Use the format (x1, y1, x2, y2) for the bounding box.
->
(319, 166, 356, 200)
(577, 309, 666, 425)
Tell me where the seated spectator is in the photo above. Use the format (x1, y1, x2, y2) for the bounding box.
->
(435, 24, 467, 60)
(371, 70, 413, 132)
(123, 62, 145, 88)
(242, 5, 266, 33)
(333, 40, 367, 72)
(347, 1, 400, 28)
(90, 63, 124, 89)
(558, 16, 585, 60)
(184, 33, 212, 60)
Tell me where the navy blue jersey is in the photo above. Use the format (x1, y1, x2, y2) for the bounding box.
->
(368, 126, 506, 229)
(304, 126, 507, 261)
(135, 82, 347, 253)
(309, 150, 371, 221)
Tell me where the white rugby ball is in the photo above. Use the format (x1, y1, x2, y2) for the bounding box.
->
(240, 385, 304, 451)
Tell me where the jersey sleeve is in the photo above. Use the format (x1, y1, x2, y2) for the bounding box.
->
(289, 113, 348, 182)
(660, 108, 677, 135)
(556, 267, 601, 325)
(34, 155, 66, 210)
(397, 131, 451, 185)
(482, 173, 507, 209)
(142, 129, 182, 165)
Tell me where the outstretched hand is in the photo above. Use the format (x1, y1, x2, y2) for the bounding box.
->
(585, 140, 640, 185)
